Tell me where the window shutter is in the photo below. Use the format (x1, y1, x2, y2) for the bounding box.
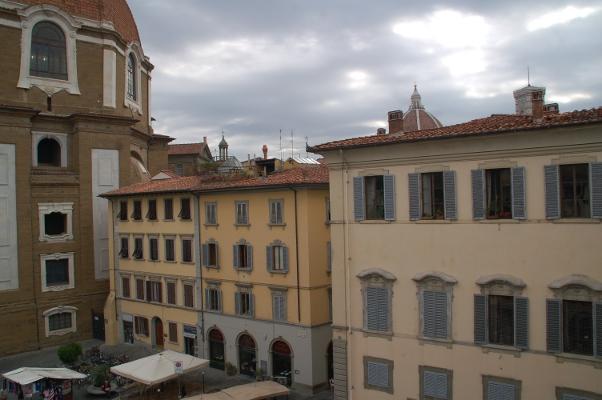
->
(250, 294, 255, 317)
(283, 246, 289, 272)
(217, 289, 222, 312)
(202, 244, 209, 267)
(327, 241, 332, 272)
(204, 288, 209, 310)
(546, 298, 562, 353)
(594, 303, 602, 357)
(235, 292, 241, 315)
(514, 296, 529, 350)
(266, 246, 273, 272)
(232, 245, 239, 268)
(145, 281, 151, 302)
(511, 167, 527, 219)
(591, 162, 602, 218)
(366, 287, 388, 332)
(247, 245, 253, 270)
(443, 170, 457, 220)
(423, 370, 448, 399)
(544, 165, 560, 219)
(272, 294, 278, 320)
(408, 172, 421, 221)
(474, 294, 487, 344)
(487, 381, 516, 400)
(353, 176, 365, 221)
(383, 174, 396, 221)
(366, 361, 389, 388)
(471, 169, 485, 220)
(423, 291, 448, 339)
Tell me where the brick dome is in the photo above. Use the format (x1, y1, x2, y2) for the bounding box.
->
(403, 85, 443, 132)
(18, 0, 140, 43)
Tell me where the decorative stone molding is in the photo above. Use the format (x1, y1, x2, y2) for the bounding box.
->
(356, 268, 397, 282)
(40, 252, 74, 292)
(42, 305, 77, 337)
(476, 274, 526, 296)
(124, 43, 144, 115)
(413, 271, 457, 285)
(38, 202, 73, 242)
(32, 131, 68, 168)
(549, 274, 602, 292)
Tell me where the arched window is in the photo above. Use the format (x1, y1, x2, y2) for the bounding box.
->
(30, 22, 67, 80)
(127, 53, 137, 101)
(37, 138, 61, 167)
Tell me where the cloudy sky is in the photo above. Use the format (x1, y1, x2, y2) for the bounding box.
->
(129, 0, 602, 160)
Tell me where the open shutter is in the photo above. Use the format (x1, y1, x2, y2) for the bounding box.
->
(383, 174, 396, 221)
(471, 169, 485, 220)
(283, 246, 289, 272)
(217, 289, 222, 312)
(235, 292, 241, 315)
(327, 241, 332, 272)
(353, 176, 365, 221)
(511, 167, 526, 219)
(474, 294, 487, 344)
(250, 294, 255, 317)
(514, 297, 529, 350)
(443, 170, 457, 220)
(423, 370, 448, 399)
(247, 245, 253, 270)
(204, 288, 209, 310)
(546, 298, 562, 353)
(202, 244, 209, 267)
(232, 245, 239, 268)
(145, 281, 151, 302)
(594, 303, 602, 357)
(266, 246, 273, 272)
(591, 162, 602, 218)
(408, 173, 421, 221)
(544, 165, 560, 219)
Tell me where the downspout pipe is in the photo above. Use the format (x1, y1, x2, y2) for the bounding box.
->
(340, 148, 352, 400)
(289, 187, 302, 323)
(193, 193, 205, 357)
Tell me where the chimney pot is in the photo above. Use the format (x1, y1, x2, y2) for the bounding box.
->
(262, 144, 268, 160)
(513, 85, 546, 117)
(388, 110, 404, 134)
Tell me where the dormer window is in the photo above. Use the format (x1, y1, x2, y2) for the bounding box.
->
(30, 22, 67, 80)
(127, 53, 137, 101)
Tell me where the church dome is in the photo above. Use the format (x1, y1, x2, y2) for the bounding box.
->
(403, 85, 443, 132)
(18, 0, 140, 43)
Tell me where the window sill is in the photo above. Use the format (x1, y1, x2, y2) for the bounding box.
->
(413, 219, 452, 224)
(147, 219, 158, 223)
(555, 352, 602, 366)
(234, 223, 251, 227)
(131, 219, 143, 222)
(478, 219, 520, 224)
(205, 265, 220, 270)
(47, 328, 76, 337)
(164, 260, 177, 263)
(268, 223, 287, 228)
(358, 220, 391, 224)
(40, 234, 74, 242)
(268, 270, 288, 275)
(163, 219, 174, 222)
(236, 268, 253, 273)
(552, 218, 601, 224)
(204, 223, 219, 227)
(43, 284, 74, 292)
(361, 329, 393, 339)
(133, 258, 145, 261)
(179, 218, 192, 222)
(418, 337, 453, 347)
(181, 261, 195, 265)
(149, 259, 160, 263)
(480, 344, 522, 356)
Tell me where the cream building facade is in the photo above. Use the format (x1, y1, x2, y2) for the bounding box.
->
(310, 87, 602, 400)
(103, 166, 332, 392)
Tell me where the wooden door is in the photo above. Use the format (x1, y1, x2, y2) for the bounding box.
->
(155, 319, 164, 347)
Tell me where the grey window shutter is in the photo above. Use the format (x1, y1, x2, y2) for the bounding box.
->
(202, 244, 209, 267)
(232, 245, 239, 268)
(215, 243, 219, 267)
(594, 303, 602, 357)
(366, 361, 389, 388)
(546, 298, 562, 353)
(423, 370, 448, 399)
(591, 162, 602, 218)
(353, 176, 365, 221)
(204, 288, 209, 309)
(471, 169, 485, 220)
(250, 294, 255, 317)
(408, 172, 421, 221)
(423, 291, 448, 339)
(327, 241, 332, 272)
(511, 167, 527, 219)
(474, 294, 487, 344)
(544, 165, 560, 219)
(514, 296, 529, 350)
(247, 245, 253, 270)
(383, 174, 396, 221)
(272, 295, 278, 320)
(217, 289, 222, 312)
(266, 246, 273, 272)
(487, 381, 516, 400)
(235, 292, 241, 315)
(366, 287, 388, 332)
(283, 246, 289, 272)
(443, 170, 457, 220)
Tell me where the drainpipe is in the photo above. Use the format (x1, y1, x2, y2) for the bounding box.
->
(289, 187, 301, 323)
(340, 148, 353, 400)
(193, 193, 205, 357)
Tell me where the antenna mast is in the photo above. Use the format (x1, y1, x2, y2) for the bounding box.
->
(290, 129, 294, 159)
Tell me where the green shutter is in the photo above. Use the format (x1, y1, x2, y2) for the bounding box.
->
(544, 165, 560, 219)
(283, 246, 289, 272)
(546, 298, 562, 353)
(443, 170, 457, 220)
(514, 296, 529, 350)
(471, 169, 485, 220)
(247, 245, 253, 270)
(474, 294, 487, 344)
(408, 173, 421, 221)
(232, 245, 239, 268)
(353, 176, 365, 221)
(511, 167, 527, 219)
(591, 162, 602, 218)
(266, 246, 273, 272)
(383, 175, 396, 221)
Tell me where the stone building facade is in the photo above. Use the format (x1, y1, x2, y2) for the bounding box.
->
(0, 0, 169, 355)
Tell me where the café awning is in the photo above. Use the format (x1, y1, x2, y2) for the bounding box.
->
(2, 368, 86, 386)
(183, 381, 290, 400)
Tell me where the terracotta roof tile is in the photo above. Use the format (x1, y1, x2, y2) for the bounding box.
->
(309, 107, 602, 152)
(101, 165, 329, 197)
(168, 143, 208, 156)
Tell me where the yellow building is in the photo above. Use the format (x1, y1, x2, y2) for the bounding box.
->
(310, 86, 602, 400)
(102, 165, 332, 392)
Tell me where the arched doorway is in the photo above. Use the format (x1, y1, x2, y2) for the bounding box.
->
(208, 328, 225, 370)
(326, 341, 333, 381)
(152, 317, 164, 348)
(271, 340, 292, 386)
(237, 333, 256, 377)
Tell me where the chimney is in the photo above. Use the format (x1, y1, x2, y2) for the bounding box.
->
(513, 85, 546, 117)
(262, 144, 268, 160)
(388, 110, 403, 134)
(203, 136, 207, 144)
(376, 128, 386, 135)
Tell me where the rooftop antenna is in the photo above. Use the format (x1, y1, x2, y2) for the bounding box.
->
(279, 129, 283, 162)
(527, 66, 530, 86)
(305, 136, 309, 157)
(290, 129, 294, 160)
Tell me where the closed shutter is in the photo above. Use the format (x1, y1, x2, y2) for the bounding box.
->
(423, 290, 448, 339)
(544, 165, 560, 219)
(591, 162, 602, 218)
(423, 370, 448, 399)
(443, 170, 457, 220)
(511, 167, 526, 219)
(514, 297, 529, 350)
(327, 241, 332, 272)
(235, 292, 241, 315)
(283, 246, 289, 272)
(353, 176, 365, 221)
(474, 294, 487, 344)
(273, 294, 286, 321)
(595, 302, 602, 358)
(233, 245, 239, 268)
(217, 289, 222, 312)
(145, 281, 151, 302)
(204, 288, 209, 310)
(247, 245, 253, 270)
(546, 298, 562, 353)
(366, 361, 389, 388)
(408, 172, 421, 221)
(202, 244, 209, 267)
(383, 174, 396, 221)
(266, 246, 273, 272)
(250, 294, 255, 317)
(366, 287, 389, 332)
(487, 381, 516, 400)
(471, 169, 485, 220)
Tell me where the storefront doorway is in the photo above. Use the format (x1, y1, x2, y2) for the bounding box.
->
(271, 340, 292, 386)
(238, 333, 256, 377)
(208, 328, 225, 370)
(123, 320, 134, 344)
(152, 317, 164, 348)
(184, 325, 197, 356)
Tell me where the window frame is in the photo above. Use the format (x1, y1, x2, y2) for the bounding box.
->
(205, 285, 222, 312)
(482, 375, 521, 400)
(147, 199, 157, 221)
(205, 201, 218, 225)
(179, 198, 191, 220)
(269, 199, 284, 225)
(271, 290, 287, 322)
(43, 306, 77, 337)
(38, 202, 73, 242)
(134, 316, 149, 336)
(358, 269, 396, 335)
(164, 236, 176, 262)
(148, 280, 162, 303)
(148, 236, 159, 261)
(168, 322, 178, 343)
(119, 236, 129, 259)
(555, 387, 602, 400)
(363, 356, 394, 394)
(236, 288, 254, 317)
(133, 236, 144, 260)
(485, 168, 513, 220)
(123, 47, 142, 114)
(164, 198, 174, 220)
(419, 365, 453, 400)
(166, 280, 177, 305)
(559, 163, 591, 219)
(132, 200, 142, 221)
(135, 278, 145, 300)
(119, 200, 128, 221)
(40, 252, 74, 292)
(414, 273, 456, 342)
(181, 237, 193, 263)
(183, 282, 195, 308)
(364, 175, 385, 220)
(121, 275, 131, 298)
(235, 201, 249, 225)
(420, 172, 445, 220)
